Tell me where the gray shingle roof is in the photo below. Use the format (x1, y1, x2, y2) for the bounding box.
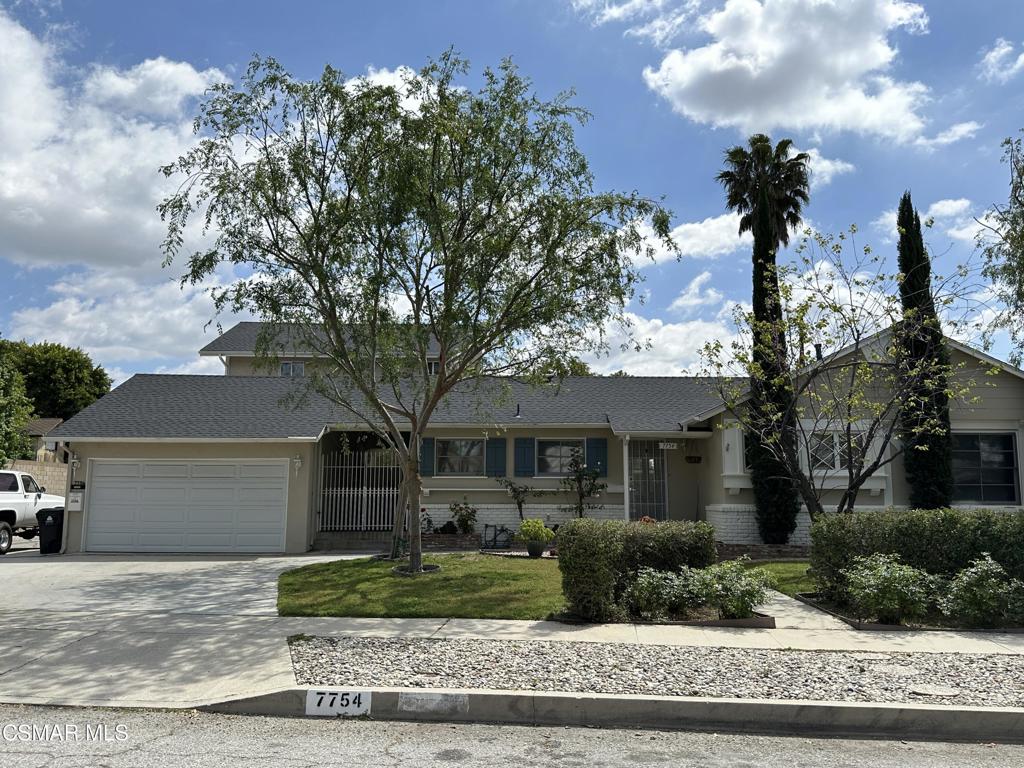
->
(49, 374, 729, 441)
(25, 417, 64, 437)
(198, 321, 441, 357)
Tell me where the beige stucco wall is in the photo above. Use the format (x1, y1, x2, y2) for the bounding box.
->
(706, 348, 1024, 509)
(223, 356, 320, 377)
(62, 441, 317, 554)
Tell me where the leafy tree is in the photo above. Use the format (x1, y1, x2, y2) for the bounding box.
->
(980, 132, 1024, 363)
(496, 478, 536, 521)
(0, 340, 111, 421)
(895, 192, 953, 509)
(159, 53, 673, 573)
(537, 357, 594, 377)
(716, 135, 809, 543)
(560, 449, 606, 518)
(0, 342, 33, 464)
(703, 227, 976, 518)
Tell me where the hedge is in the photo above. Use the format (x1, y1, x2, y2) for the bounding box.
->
(556, 519, 717, 621)
(810, 508, 1024, 601)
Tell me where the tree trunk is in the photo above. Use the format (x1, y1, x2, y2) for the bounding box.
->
(388, 485, 408, 560)
(406, 458, 424, 572)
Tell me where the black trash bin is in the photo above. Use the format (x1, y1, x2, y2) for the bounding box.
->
(36, 509, 64, 555)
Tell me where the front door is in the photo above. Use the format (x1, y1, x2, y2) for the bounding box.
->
(629, 440, 668, 520)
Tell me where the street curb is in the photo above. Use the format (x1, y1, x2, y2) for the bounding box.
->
(199, 686, 1024, 743)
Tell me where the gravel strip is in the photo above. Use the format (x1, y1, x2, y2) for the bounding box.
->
(290, 636, 1024, 707)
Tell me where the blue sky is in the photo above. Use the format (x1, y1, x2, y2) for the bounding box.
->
(1, 0, 1021, 382)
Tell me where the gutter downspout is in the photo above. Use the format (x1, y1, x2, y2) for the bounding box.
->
(621, 434, 630, 521)
(58, 446, 77, 555)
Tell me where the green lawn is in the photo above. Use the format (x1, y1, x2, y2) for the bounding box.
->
(278, 553, 565, 620)
(746, 560, 815, 597)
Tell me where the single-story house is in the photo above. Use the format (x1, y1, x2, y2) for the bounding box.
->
(25, 418, 68, 463)
(49, 321, 1024, 554)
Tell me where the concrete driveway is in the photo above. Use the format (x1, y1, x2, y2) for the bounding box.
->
(0, 549, 356, 708)
(0, 548, 343, 615)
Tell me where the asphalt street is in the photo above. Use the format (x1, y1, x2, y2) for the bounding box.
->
(1, 705, 1022, 767)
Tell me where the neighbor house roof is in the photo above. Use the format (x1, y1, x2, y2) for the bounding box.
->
(198, 321, 442, 358)
(48, 374, 729, 442)
(25, 417, 64, 437)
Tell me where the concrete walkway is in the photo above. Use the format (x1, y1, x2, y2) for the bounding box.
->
(3, 551, 1024, 711)
(4, 593, 1024, 709)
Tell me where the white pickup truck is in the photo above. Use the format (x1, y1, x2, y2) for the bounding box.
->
(0, 470, 66, 554)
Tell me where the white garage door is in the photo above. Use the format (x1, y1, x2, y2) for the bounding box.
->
(85, 459, 289, 553)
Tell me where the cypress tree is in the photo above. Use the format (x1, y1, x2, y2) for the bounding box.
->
(896, 191, 954, 509)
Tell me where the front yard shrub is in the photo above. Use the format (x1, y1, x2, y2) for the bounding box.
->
(448, 499, 478, 534)
(622, 568, 684, 620)
(939, 554, 1012, 628)
(690, 558, 777, 620)
(810, 508, 1024, 601)
(620, 520, 717, 574)
(842, 553, 930, 625)
(516, 518, 555, 544)
(1008, 581, 1024, 625)
(557, 519, 717, 621)
(556, 518, 625, 622)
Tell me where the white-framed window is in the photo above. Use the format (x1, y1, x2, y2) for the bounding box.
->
(435, 438, 485, 476)
(536, 438, 585, 476)
(807, 431, 866, 471)
(952, 432, 1020, 505)
(427, 360, 441, 376)
(280, 361, 305, 378)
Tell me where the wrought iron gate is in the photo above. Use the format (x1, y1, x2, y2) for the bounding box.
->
(319, 447, 403, 531)
(628, 439, 668, 520)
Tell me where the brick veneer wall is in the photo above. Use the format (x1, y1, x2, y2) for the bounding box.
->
(705, 504, 895, 545)
(421, 503, 625, 532)
(4, 460, 68, 496)
(704, 504, 813, 546)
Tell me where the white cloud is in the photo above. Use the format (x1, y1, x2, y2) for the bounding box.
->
(587, 311, 737, 374)
(7, 270, 241, 381)
(913, 121, 982, 150)
(571, 0, 702, 46)
(669, 270, 724, 312)
(83, 56, 226, 117)
(801, 147, 855, 188)
(979, 38, 1024, 84)
(645, 212, 750, 264)
(0, 10, 219, 272)
(635, 0, 979, 145)
(925, 198, 971, 219)
(872, 197, 981, 244)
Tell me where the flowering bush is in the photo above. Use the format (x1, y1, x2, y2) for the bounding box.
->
(688, 558, 777, 620)
(940, 554, 1012, 627)
(448, 498, 477, 534)
(842, 553, 930, 625)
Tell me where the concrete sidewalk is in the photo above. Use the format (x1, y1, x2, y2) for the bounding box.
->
(3, 588, 1024, 709)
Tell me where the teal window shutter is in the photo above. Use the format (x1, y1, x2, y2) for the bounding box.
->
(586, 437, 608, 477)
(486, 438, 507, 477)
(420, 437, 435, 477)
(514, 437, 535, 477)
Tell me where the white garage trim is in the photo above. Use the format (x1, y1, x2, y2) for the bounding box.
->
(82, 458, 290, 553)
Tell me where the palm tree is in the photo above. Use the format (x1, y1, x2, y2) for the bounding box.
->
(717, 134, 810, 252)
(717, 134, 810, 544)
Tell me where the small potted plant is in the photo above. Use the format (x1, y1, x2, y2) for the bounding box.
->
(517, 518, 555, 558)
